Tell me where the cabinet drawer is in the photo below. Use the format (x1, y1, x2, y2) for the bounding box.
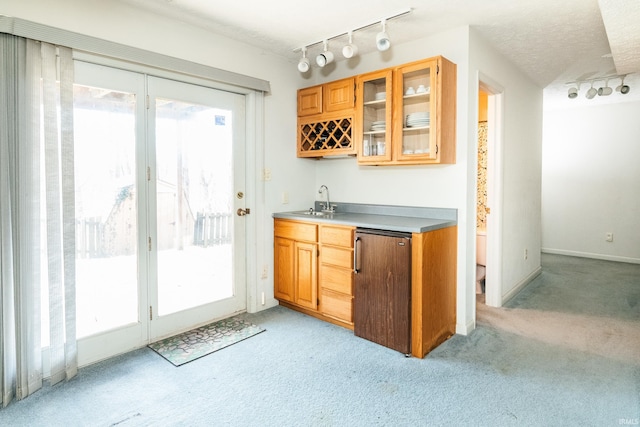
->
(321, 289, 353, 323)
(319, 225, 354, 248)
(320, 264, 353, 295)
(274, 220, 317, 242)
(321, 246, 352, 269)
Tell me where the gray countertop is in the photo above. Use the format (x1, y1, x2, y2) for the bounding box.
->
(273, 202, 457, 233)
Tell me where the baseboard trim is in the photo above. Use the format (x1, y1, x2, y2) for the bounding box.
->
(501, 266, 542, 305)
(456, 318, 475, 336)
(542, 248, 640, 265)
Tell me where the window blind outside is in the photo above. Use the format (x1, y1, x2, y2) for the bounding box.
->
(0, 16, 271, 93)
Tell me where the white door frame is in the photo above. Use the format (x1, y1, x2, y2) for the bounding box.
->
(478, 74, 505, 308)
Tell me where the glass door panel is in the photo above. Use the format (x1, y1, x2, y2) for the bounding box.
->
(74, 85, 139, 337)
(154, 99, 234, 316)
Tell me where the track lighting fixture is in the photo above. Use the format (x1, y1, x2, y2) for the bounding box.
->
(297, 47, 310, 73)
(376, 19, 391, 51)
(316, 40, 334, 67)
(342, 31, 358, 59)
(291, 8, 411, 72)
(616, 76, 630, 94)
(567, 74, 632, 100)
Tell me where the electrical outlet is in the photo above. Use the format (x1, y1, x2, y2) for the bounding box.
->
(606, 232, 613, 242)
(263, 168, 272, 181)
(282, 191, 289, 204)
(524, 249, 528, 260)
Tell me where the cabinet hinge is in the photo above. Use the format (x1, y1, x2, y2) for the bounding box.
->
(146, 94, 150, 109)
(147, 166, 151, 181)
(437, 65, 440, 74)
(148, 236, 152, 251)
(149, 305, 153, 320)
(436, 144, 439, 154)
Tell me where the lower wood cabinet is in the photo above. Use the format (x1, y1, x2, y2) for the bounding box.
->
(273, 217, 457, 357)
(274, 219, 354, 329)
(274, 220, 318, 310)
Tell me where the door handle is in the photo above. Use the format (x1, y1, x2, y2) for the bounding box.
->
(236, 208, 250, 216)
(353, 236, 360, 274)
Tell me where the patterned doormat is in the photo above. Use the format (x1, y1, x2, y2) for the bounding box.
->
(148, 315, 265, 366)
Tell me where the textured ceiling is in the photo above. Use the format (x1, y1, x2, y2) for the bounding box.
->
(119, 0, 640, 104)
(599, 0, 640, 75)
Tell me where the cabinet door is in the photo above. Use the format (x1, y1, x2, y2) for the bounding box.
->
(393, 58, 438, 162)
(274, 237, 295, 302)
(298, 85, 322, 116)
(294, 241, 318, 310)
(324, 78, 354, 113)
(356, 69, 393, 164)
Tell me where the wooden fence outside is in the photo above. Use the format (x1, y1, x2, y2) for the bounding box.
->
(193, 212, 233, 247)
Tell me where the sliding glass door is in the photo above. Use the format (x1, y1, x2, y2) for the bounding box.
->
(72, 63, 247, 365)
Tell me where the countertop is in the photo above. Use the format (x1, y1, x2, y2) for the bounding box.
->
(273, 202, 457, 233)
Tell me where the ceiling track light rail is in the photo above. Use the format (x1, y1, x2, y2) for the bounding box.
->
(566, 74, 631, 99)
(295, 8, 412, 73)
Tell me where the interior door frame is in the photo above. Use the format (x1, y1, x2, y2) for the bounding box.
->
(478, 74, 505, 309)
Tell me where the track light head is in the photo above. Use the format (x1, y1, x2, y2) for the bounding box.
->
(297, 47, 310, 73)
(316, 40, 334, 67)
(376, 19, 391, 51)
(616, 76, 630, 94)
(568, 87, 578, 99)
(342, 31, 358, 59)
(585, 83, 597, 99)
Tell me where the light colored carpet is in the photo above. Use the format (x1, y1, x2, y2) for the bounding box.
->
(0, 254, 638, 426)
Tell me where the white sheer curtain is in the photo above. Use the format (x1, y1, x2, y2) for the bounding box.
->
(0, 34, 77, 407)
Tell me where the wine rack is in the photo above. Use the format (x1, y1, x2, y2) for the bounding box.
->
(297, 116, 356, 157)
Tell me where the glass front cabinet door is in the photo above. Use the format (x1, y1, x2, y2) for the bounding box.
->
(356, 69, 393, 164)
(355, 56, 456, 165)
(393, 59, 437, 162)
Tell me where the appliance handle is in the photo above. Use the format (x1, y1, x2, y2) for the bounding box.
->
(353, 236, 360, 274)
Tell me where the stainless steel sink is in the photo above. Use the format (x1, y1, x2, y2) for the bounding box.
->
(292, 210, 341, 217)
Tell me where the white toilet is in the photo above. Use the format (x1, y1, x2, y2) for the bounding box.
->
(476, 228, 487, 294)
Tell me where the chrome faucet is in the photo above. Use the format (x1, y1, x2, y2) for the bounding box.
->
(318, 185, 334, 212)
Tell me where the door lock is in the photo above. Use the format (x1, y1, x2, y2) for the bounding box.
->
(237, 208, 250, 216)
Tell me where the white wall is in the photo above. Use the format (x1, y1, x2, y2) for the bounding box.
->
(542, 100, 640, 263)
(469, 29, 544, 306)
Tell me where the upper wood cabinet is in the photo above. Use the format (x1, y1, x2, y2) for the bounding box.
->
(356, 56, 456, 165)
(297, 85, 322, 117)
(323, 78, 355, 113)
(297, 77, 355, 117)
(355, 68, 393, 164)
(297, 78, 356, 158)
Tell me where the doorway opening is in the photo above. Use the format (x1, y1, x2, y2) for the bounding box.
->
(476, 78, 504, 310)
